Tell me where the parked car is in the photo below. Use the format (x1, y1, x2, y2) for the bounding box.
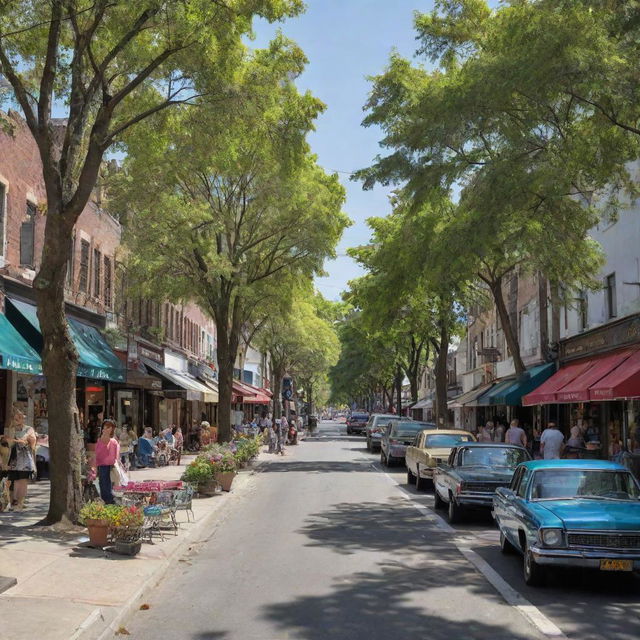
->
(406, 429, 476, 490)
(366, 414, 409, 451)
(433, 443, 531, 524)
(346, 412, 369, 435)
(380, 420, 434, 466)
(493, 459, 640, 586)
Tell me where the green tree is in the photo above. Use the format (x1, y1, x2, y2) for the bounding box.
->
(119, 44, 348, 442)
(0, 0, 303, 524)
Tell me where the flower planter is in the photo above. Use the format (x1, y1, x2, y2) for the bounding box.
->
(198, 479, 221, 496)
(113, 540, 142, 556)
(86, 518, 110, 547)
(214, 471, 236, 492)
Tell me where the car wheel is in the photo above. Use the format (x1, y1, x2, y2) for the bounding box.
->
(347, 428, 352, 435)
(500, 531, 517, 555)
(433, 489, 446, 510)
(448, 495, 463, 524)
(523, 545, 546, 587)
(366, 438, 371, 451)
(407, 467, 416, 485)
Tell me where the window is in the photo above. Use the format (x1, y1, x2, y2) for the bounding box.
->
(0, 183, 5, 258)
(20, 202, 36, 267)
(103, 257, 112, 308)
(93, 248, 101, 297)
(606, 273, 617, 319)
(578, 290, 588, 332)
(79, 240, 90, 292)
(66, 236, 75, 286)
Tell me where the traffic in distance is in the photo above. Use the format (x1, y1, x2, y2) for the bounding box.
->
(341, 409, 640, 587)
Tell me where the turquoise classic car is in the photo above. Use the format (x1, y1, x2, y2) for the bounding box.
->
(493, 459, 640, 586)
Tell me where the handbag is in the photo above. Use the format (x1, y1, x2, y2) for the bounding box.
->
(110, 459, 129, 486)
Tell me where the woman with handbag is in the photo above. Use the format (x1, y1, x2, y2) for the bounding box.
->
(95, 419, 119, 504)
(1, 406, 36, 511)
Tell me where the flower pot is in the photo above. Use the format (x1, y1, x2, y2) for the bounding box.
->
(86, 518, 110, 547)
(214, 471, 236, 492)
(198, 479, 221, 496)
(113, 540, 142, 556)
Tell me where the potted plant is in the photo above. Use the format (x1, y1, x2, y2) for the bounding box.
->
(110, 505, 144, 556)
(209, 450, 238, 491)
(80, 500, 110, 547)
(182, 458, 220, 496)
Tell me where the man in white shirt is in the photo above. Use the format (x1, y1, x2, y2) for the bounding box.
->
(540, 422, 564, 459)
(505, 419, 527, 448)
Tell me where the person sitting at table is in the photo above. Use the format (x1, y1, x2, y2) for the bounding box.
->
(137, 427, 157, 467)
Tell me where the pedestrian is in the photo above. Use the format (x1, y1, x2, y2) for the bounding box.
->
(478, 421, 494, 442)
(276, 413, 288, 455)
(505, 419, 527, 448)
(117, 422, 136, 471)
(540, 422, 564, 460)
(267, 418, 277, 453)
(1, 406, 36, 511)
(173, 426, 183, 465)
(96, 419, 120, 504)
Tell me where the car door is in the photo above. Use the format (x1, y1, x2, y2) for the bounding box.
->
(435, 447, 456, 500)
(495, 466, 523, 542)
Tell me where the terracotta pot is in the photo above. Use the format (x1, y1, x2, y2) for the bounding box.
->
(214, 471, 236, 492)
(86, 518, 110, 547)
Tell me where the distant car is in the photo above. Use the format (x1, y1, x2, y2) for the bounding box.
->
(346, 412, 369, 435)
(433, 443, 531, 524)
(406, 429, 476, 491)
(366, 414, 409, 451)
(380, 420, 434, 466)
(493, 459, 640, 586)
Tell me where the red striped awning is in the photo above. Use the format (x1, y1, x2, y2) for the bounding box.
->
(522, 359, 592, 406)
(590, 349, 640, 400)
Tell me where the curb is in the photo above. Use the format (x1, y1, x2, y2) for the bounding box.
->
(77, 466, 259, 640)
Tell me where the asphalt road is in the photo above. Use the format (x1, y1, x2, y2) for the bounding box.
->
(119, 421, 639, 640)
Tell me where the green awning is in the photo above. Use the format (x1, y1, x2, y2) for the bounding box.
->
(474, 378, 517, 406)
(0, 314, 42, 374)
(493, 363, 555, 406)
(7, 298, 124, 382)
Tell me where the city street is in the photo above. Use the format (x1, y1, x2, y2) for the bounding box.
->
(118, 420, 632, 640)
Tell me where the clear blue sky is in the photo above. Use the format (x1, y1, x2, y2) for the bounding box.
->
(253, 1, 433, 300)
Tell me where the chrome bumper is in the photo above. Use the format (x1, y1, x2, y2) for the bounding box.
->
(456, 492, 494, 508)
(531, 546, 640, 569)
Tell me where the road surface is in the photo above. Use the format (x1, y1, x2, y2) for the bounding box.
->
(120, 421, 639, 639)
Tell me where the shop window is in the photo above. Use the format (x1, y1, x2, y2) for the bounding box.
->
(606, 273, 617, 319)
(93, 248, 101, 297)
(104, 256, 112, 308)
(20, 201, 36, 268)
(0, 183, 5, 259)
(79, 239, 90, 292)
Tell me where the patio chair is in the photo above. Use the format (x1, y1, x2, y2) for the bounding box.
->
(154, 490, 178, 534)
(136, 438, 156, 468)
(142, 505, 165, 542)
(174, 485, 195, 523)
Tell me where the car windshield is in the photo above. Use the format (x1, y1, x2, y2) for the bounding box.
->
(392, 422, 430, 438)
(531, 469, 640, 501)
(459, 446, 528, 468)
(351, 414, 368, 420)
(424, 434, 473, 448)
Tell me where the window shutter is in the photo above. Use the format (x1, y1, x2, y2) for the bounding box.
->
(20, 220, 34, 267)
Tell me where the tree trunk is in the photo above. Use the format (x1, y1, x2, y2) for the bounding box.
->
(34, 210, 83, 525)
(491, 276, 526, 375)
(216, 338, 234, 443)
(307, 382, 313, 417)
(395, 364, 403, 416)
(408, 372, 419, 404)
(270, 359, 284, 419)
(434, 320, 449, 428)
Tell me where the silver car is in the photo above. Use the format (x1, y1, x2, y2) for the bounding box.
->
(365, 414, 410, 452)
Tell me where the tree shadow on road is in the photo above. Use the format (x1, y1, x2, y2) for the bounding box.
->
(299, 499, 452, 555)
(259, 461, 376, 474)
(262, 558, 542, 640)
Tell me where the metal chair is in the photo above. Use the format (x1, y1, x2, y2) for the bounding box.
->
(174, 485, 195, 523)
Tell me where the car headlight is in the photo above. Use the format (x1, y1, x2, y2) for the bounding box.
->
(540, 528, 563, 547)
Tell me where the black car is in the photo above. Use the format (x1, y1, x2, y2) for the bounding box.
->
(346, 412, 369, 435)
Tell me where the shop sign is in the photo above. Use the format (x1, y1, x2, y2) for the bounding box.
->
(138, 344, 163, 364)
(561, 313, 640, 361)
(2, 355, 42, 374)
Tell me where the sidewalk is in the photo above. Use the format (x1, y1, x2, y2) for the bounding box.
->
(0, 452, 265, 640)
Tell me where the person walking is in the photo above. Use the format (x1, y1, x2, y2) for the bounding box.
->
(1, 406, 36, 511)
(275, 413, 288, 455)
(96, 419, 119, 504)
(540, 422, 565, 460)
(505, 419, 527, 448)
(478, 421, 494, 442)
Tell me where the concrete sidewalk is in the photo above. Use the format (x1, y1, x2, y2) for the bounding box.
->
(0, 452, 264, 640)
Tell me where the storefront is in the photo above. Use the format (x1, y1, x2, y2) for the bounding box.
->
(523, 313, 640, 458)
(449, 382, 495, 432)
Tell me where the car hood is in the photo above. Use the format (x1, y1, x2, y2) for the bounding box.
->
(538, 499, 640, 531)
(457, 467, 514, 484)
(424, 447, 453, 459)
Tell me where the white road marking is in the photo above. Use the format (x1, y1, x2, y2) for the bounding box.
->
(375, 462, 568, 639)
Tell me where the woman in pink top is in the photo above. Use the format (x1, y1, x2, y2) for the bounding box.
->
(95, 420, 119, 504)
